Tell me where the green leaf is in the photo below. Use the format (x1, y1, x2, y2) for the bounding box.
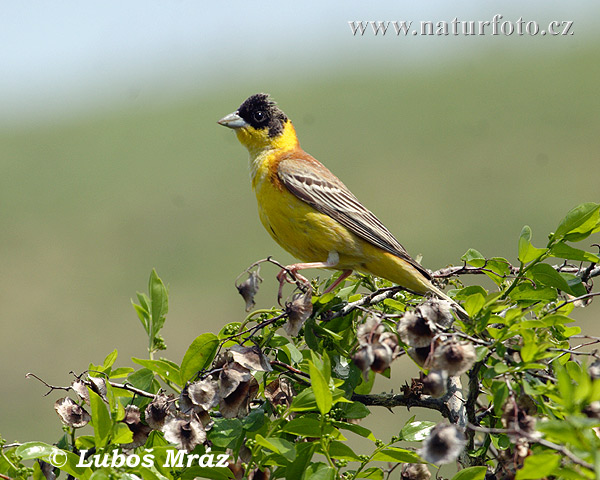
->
(356, 467, 384, 480)
(463, 293, 486, 317)
(301, 462, 336, 480)
(149, 269, 168, 331)
(209, 418, 243, 447)
(562, 273, 587, 297)
(112, 423, 134, 444)
(482, 258, 513, 286)
(16, 443, 88, 479)
(132, 294, 150, 333)
(110, 367, 134, 378)
(529, 263, 578, 295)
(401, 420, 436, 442)
(132, 357, 182, 386)
(290, 387, 318, 412)
(180, 333, 219, 383)
(548, 242, 600, 263)
(254, 434, 296, 462)
(282, 417, 329, 437)
(103, 349, 118, 369)
(327, 441, 359, 461)
(509, 283, 557, 302)
(552, 203, 600, 241)
(515, 452, 561, 479)
(461, 248, 486, 266)
(242, 406, 266, 431)
(340, 401, 370, 419)
(89, 390, 111, 448)
(540, 314, 573, 326)
(354, 369, 375, 395)
(127, 368, 156, 393)
(180, 466, 234, 479)
(492, 382, 509, 415)
(89, 471, 110, 480)
(286, 443, 316, 480)
(309, 360, 332, 414)
(518, 226, 548, 264)
(451, 466, 488, 480)
(372, 447, 421, 463)
(332, 420, 375, 440)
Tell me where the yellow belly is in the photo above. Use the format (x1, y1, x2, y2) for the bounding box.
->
(255, 178, 362, 265)
(252, 175, 431, 294)
(250, 151, 437, 295)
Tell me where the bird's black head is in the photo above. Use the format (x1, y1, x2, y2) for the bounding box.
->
(237, 93, 288, 138)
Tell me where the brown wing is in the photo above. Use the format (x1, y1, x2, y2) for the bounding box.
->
(277, 153, 431, 280)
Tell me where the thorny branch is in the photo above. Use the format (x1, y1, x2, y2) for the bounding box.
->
(352, 376, 466, 426)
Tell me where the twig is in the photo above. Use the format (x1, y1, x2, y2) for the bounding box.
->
(433, 263, 518, 279)
(547, 291, 600, 314)
(1, 444, 21, 450)
(467, 423, 594, 471)
(106, 380, 157, 399)
(270, 360, 311, 380)
(27, 372, 157, 400)
(432, 263, 600, 281)
(330, 287, 404, 319)
(25, 373, 71, 396)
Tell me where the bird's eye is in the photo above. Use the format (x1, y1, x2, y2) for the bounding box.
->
(253, 110, 265, 122)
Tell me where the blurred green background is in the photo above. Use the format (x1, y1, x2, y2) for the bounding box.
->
(1, 2, 599, 464)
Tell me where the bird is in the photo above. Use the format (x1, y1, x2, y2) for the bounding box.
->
(218, 93, 467, 319)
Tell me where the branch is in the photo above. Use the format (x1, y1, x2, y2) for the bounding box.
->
(432, 263, 600, 281)
(433, 263, 518, 279)
(106, 380, 157, 399)
(25, 373, 71, 396)
(467, 423, 594, 471)
(351, 392, 450, 417)
(330, 287, 404, 319)
(547, 291, 600, 314)
(352, 378, 465, 425)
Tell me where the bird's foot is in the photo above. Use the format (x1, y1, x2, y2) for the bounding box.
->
(277, 266, 310, 304)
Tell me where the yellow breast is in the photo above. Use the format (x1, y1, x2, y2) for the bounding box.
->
(251, 151, 364, 267)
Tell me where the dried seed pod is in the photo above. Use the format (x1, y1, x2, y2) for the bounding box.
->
(187, 378, 220, 411)
(122, 405, 151, 448)
(54, 397, 91, 428)
(353, 344, 375, 380)
(417, 298, 455, 328)
(398, 310, 436, 348)
(145, 393, 175, 430)
(431, 341, 476, 376)
(401, 463, 431, 480)
(284, 289, 313, 336)
(162, 413, 206, 451)
(229, 344, 273, 372)
(421, 370, 448, 398)
(418, 423, 466, 465)
(237, 271, 262, 312)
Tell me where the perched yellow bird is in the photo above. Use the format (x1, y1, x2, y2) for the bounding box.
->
(219, 93, 466, 317)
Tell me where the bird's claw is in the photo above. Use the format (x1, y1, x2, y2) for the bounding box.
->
(277, 267, 311, 304)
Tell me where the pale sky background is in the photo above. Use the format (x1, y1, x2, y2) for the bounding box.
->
(2, 1, 599, 126)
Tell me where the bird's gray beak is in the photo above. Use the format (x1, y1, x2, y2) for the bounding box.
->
(217, 111, 248, 129)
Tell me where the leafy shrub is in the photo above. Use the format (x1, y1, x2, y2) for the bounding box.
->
(2, 203, 600, 480)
